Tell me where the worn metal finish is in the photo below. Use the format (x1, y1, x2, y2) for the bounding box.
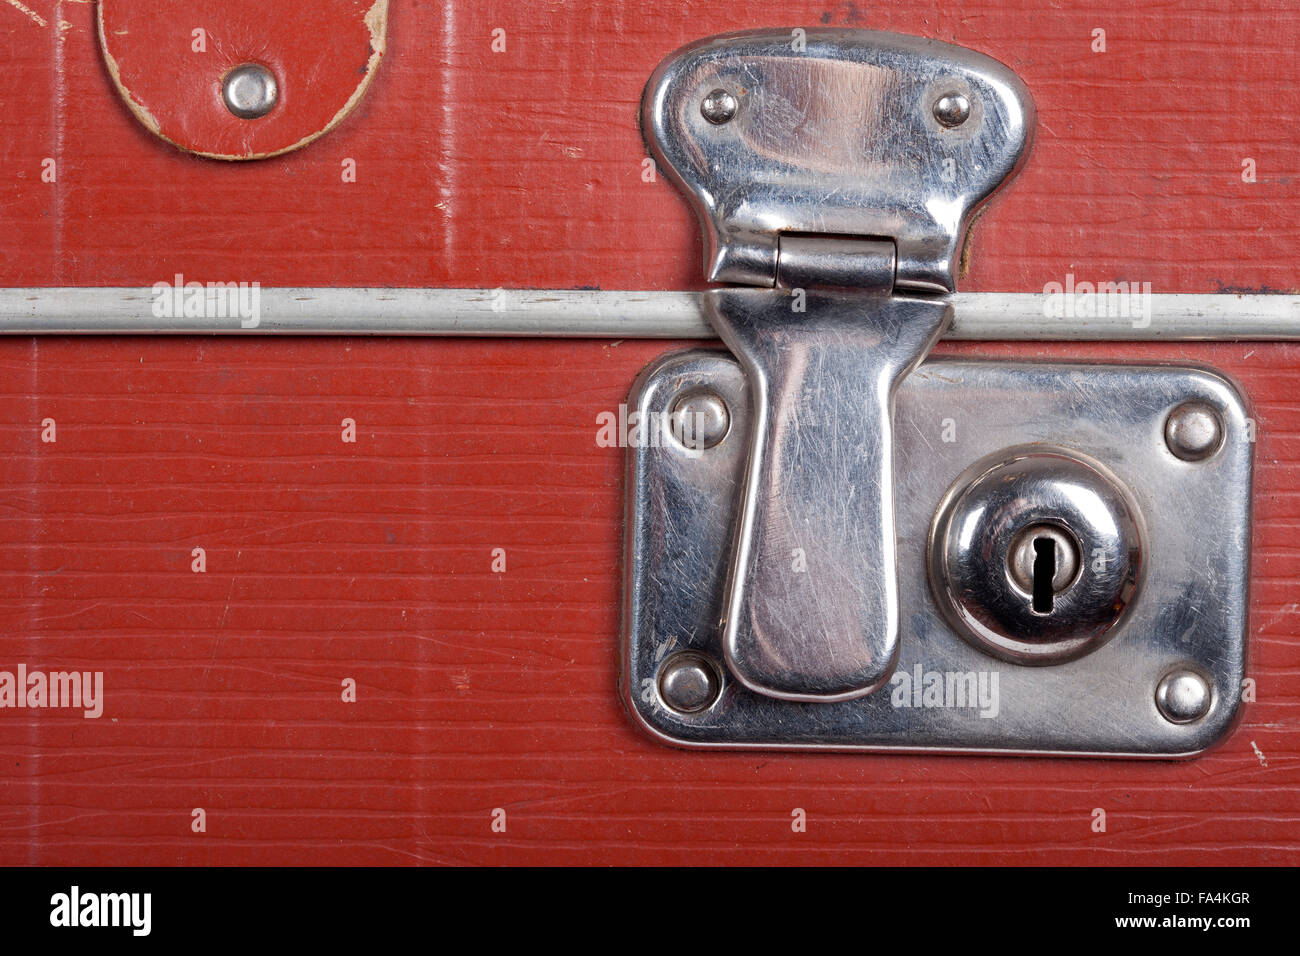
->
(658, 652, 723, 714)
(1155, 668, 1215, 724)
(642, 29, 1035, 291)
(668, 387, 731, 450)
(699, 87, 738, 125)
(932, 92, 972, 128)
(705, 289, 950, 700)
(1165, 401, 1225, 461)
(928, 448, 1145, 665)
(642, 30, 1035, 703)
(772, 236, 896, 292)
(623, 350, 1252, 756)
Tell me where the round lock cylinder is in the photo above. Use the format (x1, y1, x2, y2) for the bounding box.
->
(928, 446, 1144, 665)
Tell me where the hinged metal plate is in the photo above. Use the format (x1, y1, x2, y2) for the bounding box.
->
(641, 29, 1034, 292)
(622, 350, 1252, 757)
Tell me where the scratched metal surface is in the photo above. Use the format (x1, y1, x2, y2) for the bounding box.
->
(0, 1, 1296, 864)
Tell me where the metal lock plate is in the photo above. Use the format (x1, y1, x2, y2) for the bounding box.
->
(623, 351, 1252, 756)
(627, 29, 1253, 756)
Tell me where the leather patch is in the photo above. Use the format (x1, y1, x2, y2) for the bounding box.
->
(98, 0, 387, 160)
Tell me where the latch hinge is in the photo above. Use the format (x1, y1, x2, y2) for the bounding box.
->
(774, 235, 897, 294)
(642, 29, 1035, 295)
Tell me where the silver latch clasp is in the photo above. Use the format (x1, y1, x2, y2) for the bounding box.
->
(642, 28, 1036, 294)
(642, 29, 1034, 701)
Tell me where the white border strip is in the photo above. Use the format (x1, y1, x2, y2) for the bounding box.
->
(0, 288, 1297, 339)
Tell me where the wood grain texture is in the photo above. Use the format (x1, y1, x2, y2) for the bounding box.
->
(0, 1, 1296, 865)
(0, 0, 1296, 292)
(0, 337, 1296, 866)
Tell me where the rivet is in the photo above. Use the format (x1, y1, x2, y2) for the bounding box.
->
(670, 388, 730, 450)
(223, 63, 279, 120)
(932, 92, 971, 128)
(700, 88, 738, 125)
(658, 652, 721, 714)
(1155, 668, 1212, 724)
(1165, 401, 1224, 461)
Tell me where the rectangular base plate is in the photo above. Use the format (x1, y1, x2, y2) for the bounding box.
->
(622, 350, 1252, 757)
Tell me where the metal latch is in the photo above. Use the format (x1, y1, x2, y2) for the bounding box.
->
(623, 29, 1251, 756)
(644, 29, 1033, 702)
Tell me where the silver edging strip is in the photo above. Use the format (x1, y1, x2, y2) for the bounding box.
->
(0, 288, 1297, 340)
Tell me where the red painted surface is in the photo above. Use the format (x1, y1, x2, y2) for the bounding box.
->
(0, 1, 1296, 865)
(98, 0, 386, 160)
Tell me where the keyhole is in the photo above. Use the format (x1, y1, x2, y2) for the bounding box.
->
(1032, 536, 1056, 614)
(1006, 523, 1082, 615)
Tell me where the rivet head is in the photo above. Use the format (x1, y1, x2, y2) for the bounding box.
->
(1155, 668, 1213, 723)
(932, 92, 971, 128)
(223, 63, 279, 120)
(700, 87, 738, 125)
(658, 652, 720, 714)
(670, 388, 730, 450)
(1165, 401, 1224, 461)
